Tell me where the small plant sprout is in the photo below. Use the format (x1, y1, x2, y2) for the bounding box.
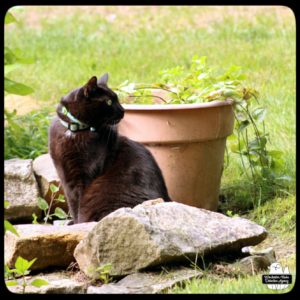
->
(5, 257, 48, 293)
(95, 263, 113, 284)
(4, 200, 19, 236)
(36, 183, 68, 224)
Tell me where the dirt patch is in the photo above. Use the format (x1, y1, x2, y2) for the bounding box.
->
(5, 95, 41, 115)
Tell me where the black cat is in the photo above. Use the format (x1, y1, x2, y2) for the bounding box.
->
(49, 73, 171, 223)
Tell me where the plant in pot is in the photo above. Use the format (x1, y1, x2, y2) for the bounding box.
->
(114, 55, 284, 211)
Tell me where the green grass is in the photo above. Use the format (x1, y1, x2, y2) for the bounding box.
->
(4, 6, 296, 294)
(168, 194, 296, 294)
(247, 195, 296, 242)
(170, 264, 296, 294)
(5, 6, 295, 161)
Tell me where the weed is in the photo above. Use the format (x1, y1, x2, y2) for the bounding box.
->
(36, 183, 68, 224)
(5, 257, 48, 293)
(95, 263, 113, 284)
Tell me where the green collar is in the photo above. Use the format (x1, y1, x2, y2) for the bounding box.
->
(59, 106, 96, 132)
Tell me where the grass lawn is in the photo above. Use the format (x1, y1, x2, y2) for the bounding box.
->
(4, 5, 296, 294)
(168, 194, 296, 294)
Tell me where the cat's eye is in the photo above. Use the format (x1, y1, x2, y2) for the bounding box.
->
(106, 99, 112, 106)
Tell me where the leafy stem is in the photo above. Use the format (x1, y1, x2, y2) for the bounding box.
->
(115, 55, 289, 205)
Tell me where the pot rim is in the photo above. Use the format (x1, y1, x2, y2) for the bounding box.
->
(121, 99, 234, 111)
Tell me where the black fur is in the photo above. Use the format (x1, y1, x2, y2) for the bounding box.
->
(49, 74, 171, 223)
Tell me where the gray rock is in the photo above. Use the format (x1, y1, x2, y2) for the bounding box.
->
(74, 201, 267, 278)
(232, 255, 274, 275)
(234, 246, 276, 275)
(6, 271, 88, 294)
(33, 153, 67, 212)
(242, 246, 276, 261)
(5, 222, 97, 271)
(4, 158, 41, 221)
(87, 267, 202, 294)
(53, 219, 73, 226)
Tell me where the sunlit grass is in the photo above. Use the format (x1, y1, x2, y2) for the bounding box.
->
(170, 264, 295, 294)
(169, 195, 296, 294)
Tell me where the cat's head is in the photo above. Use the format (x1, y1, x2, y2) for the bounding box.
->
(59, 73, 124, 128)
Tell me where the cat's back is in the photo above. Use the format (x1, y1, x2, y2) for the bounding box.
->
(104, 134, 169, 197)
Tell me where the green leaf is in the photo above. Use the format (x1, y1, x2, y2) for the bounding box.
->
(5, 64, 21, 75)
(15, 257, 36, 275)
(235, 111, 248, 122)
(6, 281, 19, 287)
(4, 220, 19, 236)
(53, 207, 68, 219)
(50, 184, 59, 193)
(248, 136, 267, 150)
(5, 264, 13, 275)
(37, 197, 49, 211)
(32, 213, 39, 224)
(12, 48, 35, 64)
(226, 134, 238, 142)
(5, 47, 18, 65)
(237, 120, 250, 132)
(56, 194, 65, 203)
(252, 107, 266, 123)
(5, 12, 17, 24)
(96, 263, 112, 274)
(30, 278, 49, 288)
(5, 77, 34, 96)
(4, 200, 10, 209)
(268, 150, 283, 159)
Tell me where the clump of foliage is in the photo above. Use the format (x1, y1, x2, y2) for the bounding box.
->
(4, 9, 50, 160)
(4, 201, 48, 293)
(116, 55, 289, 206)
(5, 107, 52, 159)
(5, 257, 48, 293)
(5, 11, 34, 96)
(95, 263, 113, 284)
(34, 183, 68, 224)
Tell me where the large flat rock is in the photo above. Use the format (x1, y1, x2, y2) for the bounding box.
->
(5, 223, 96, 271)
(74, 201, 267, 278)
(87, 267, 202, 294)
(5, 271, 88, 294)
(4, 158, 41, 221)
(5, 267, 201, 294)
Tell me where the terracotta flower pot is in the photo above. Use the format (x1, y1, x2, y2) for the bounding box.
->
(118, 100, 235, 211)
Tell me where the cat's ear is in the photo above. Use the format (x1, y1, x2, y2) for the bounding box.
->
(83, 76, 98, 97)
(97, 73, 109, 86)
